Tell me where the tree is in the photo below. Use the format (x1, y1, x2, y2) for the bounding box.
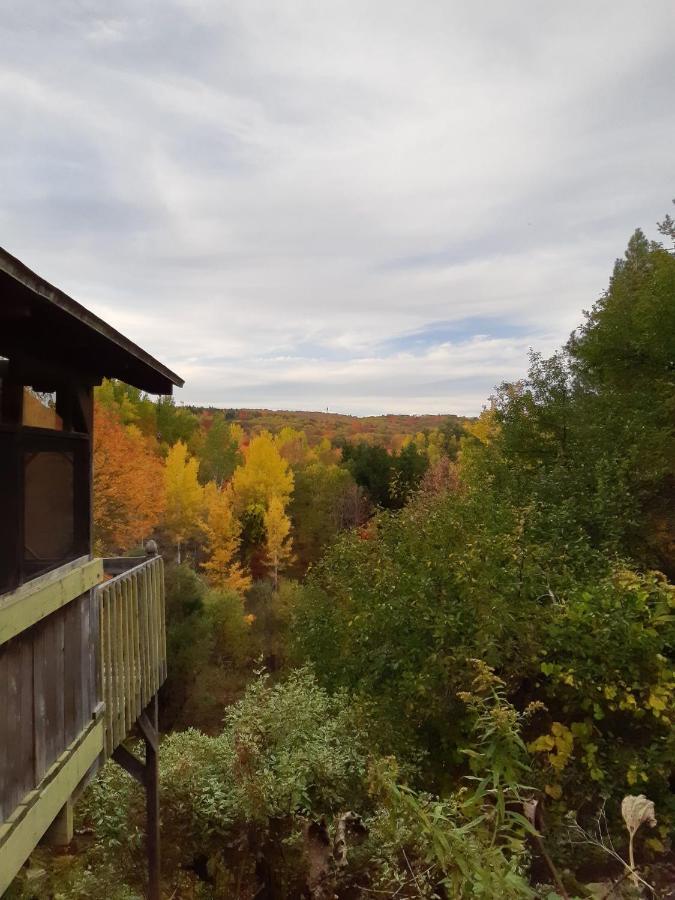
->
(198, 415, 243, 486)
(264, 496, 293, 590)
(93, 400, 165, 554)
(290, 462, 360, 568)
(202, 482, 251, 594)
(389, 441, 428, 507)
(156, 396, 199, 447)
(163, 441, 203, 563)
(275, 426, 311, 467)
(231, 431, 294, 513)
(341, 442, 392, 507)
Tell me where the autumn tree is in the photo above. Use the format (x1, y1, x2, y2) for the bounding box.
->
(231, 431, 294, 512)
(93, 400, 165, 554)
(263, 496, 293, 590)
(163, 441, 203, 563)
(275, 426, 311, 468)
(202, 482, 251, 594)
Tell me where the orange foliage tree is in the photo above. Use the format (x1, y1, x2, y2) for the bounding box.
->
(93, 400, 166, 554)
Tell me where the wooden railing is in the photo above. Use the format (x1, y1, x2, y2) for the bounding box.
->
(97, 555, 166, 757)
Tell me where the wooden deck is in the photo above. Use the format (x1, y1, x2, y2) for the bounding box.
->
(0, 553, 166, 895)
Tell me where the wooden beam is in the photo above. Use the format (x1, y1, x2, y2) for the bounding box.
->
(138, 711, 158, 753)
(0, 557, 103, 646)
(112, 745, 146, 787)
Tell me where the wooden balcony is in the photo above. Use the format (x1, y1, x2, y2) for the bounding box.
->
(98, 555, 167, 757)
(0, 551, 166, 896)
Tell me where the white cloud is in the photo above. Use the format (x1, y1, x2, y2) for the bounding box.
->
(1, 0, 673, 414)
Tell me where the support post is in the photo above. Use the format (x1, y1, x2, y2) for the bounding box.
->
(139, 695, 160, 900)
(42, 798, 74, 846)
(111, 695, 161, 900)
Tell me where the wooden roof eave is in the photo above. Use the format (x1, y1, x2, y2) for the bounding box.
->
(0, 247, 184, 396)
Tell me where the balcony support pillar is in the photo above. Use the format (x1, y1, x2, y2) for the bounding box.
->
(111, 694, 160, 900)
(42, 799, 74, 847)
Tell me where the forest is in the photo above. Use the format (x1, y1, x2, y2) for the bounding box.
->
(11, 209, 675, 898)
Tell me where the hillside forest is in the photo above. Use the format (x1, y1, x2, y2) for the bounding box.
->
(12, 207, 675, 898)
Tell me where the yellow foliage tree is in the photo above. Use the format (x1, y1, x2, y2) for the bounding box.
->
(202, 482, 251, 594)
(163, 441, 203, 563)
(275, 426, 311, 467)
(264, 496, 293, 590)
(231, 431, 294, 512)
(465, 407, 500, 446)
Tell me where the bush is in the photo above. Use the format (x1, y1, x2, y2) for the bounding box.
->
(77, 668, 372, 897)
(292, 489, 675, 842)
(525, 568, 675, 828)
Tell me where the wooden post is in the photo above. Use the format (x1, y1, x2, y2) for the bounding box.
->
(139, 695, 160, 900)
(42, 798, 74, 846)
(112, 693, 161, 900)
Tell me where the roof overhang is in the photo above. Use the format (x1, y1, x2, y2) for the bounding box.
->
(0, 247, 183, 395)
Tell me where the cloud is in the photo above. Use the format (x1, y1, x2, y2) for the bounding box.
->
(1, 0, 673, 414)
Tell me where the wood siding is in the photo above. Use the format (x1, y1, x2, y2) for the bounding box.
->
(0, 588, 99, 823)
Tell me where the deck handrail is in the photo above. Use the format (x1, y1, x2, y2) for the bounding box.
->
(96, 555, 166, 756)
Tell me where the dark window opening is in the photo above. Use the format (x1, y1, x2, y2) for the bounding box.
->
(0, 373, 92, 595)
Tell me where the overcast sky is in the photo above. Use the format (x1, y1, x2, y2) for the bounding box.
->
(1, 2, 673, 415)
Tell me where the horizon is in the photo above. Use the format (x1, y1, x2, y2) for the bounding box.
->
(179, 403, 468, 420)
(1, 2, 673, 415)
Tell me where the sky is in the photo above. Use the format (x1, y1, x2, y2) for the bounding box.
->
(1, 1, 673, 416)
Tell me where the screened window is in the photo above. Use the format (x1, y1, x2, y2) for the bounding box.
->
(0, 373, 91, 595)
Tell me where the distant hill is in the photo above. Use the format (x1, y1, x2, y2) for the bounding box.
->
(186, 406, 468, 449)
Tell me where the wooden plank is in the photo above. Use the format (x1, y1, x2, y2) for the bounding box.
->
(0, 642, 12, 820)
(121, 577, 132, 735)
(158, 558, 167, 683)
(127, 576, 135, 728)
(109, 584, 120, 751)
(88, 589, 99, 717)
(139, 564, 150, 706)
(6, 643, 23, 816)
(33, 613, 66, 783)
(112, 745, 146, 787)
(127, 575, 136, 726)
(0, 558, 103, 646)
(150, 561, 160, 693)
(132, 571, 142, 721)
(17, 638, 35, 815)
(114, 580, 125, 747)
(103, 588, 113, 755)
(80, 592, 91, 732)
(0, 718, 104, 897)
(62, 599, 82, 746)
(98, 588, 109, 756)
